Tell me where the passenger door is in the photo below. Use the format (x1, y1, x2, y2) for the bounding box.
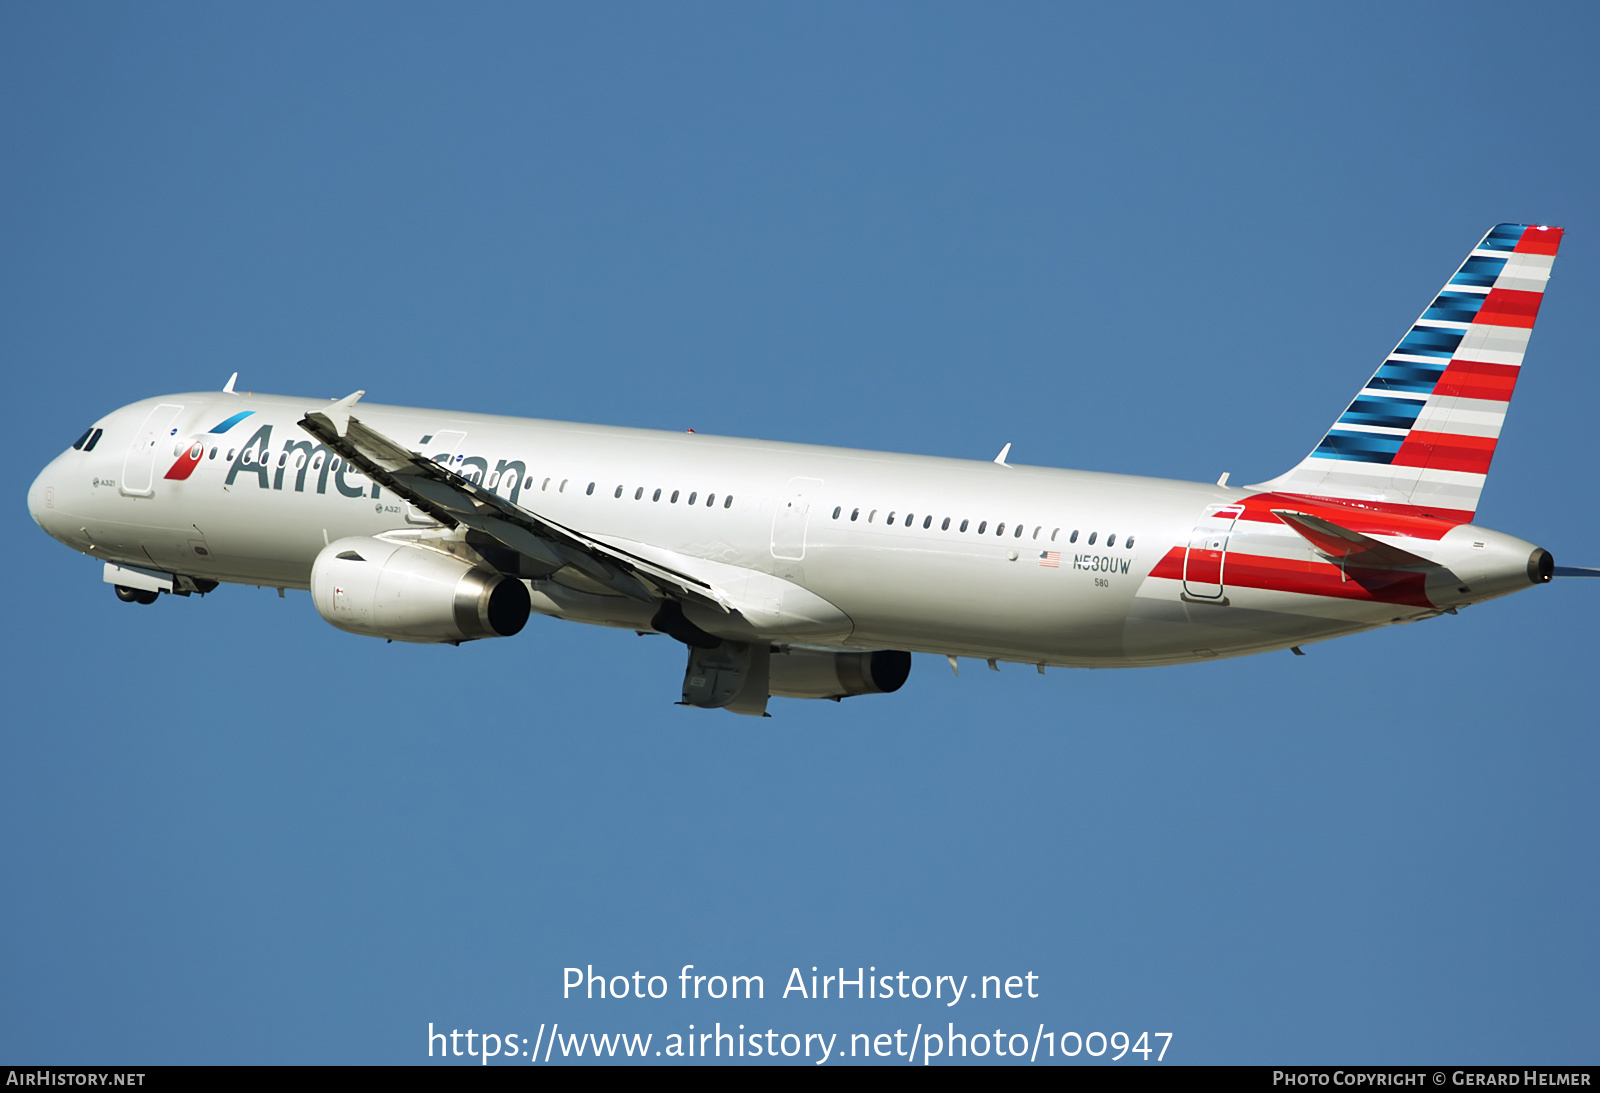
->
(1182, 504, 1244, 600)
(770, 477, 823, 561)
(120, 403, 184, 497)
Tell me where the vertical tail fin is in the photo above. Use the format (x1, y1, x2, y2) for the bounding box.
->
(1252, 223, 1562, 521)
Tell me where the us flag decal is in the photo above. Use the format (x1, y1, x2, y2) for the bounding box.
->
(1039, 551, 1060, 568)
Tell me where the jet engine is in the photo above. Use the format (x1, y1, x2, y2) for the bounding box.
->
(310, 536, 530, 643)
(768, 647, 912, 700)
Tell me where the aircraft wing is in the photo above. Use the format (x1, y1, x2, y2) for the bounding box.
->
(1271, 509, 1439, 570)
(299, 396, 725, 610)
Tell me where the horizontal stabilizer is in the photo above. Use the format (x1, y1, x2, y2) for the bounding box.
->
(1552, 566, 1600, 578)
(1272, 509, 1437, 569)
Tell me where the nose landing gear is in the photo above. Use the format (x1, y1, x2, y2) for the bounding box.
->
(114, 585, 159, 605)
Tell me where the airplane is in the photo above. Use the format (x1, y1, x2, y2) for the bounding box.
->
(26, 223, 1594, 714)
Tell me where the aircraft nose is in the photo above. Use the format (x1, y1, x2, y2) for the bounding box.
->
(27, 465, 52, 527)
(27, 454, 70, 534)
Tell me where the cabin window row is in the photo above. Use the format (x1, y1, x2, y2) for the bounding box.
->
(829, 506, 1134, 549)
(612, 484, 735, 508)
(213, 448, 740, 511)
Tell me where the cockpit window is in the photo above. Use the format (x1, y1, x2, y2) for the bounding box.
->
(71, 428, 93, 450)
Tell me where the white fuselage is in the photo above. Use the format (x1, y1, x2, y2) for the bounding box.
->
(28, 391, 1547, 667)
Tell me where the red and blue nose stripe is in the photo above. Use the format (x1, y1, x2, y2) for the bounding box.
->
(160, 410, 254, 481)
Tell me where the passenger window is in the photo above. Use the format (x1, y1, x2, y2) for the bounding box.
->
(1051, 528, 1059, 542)
(1126, 536, 1135, 549)
(960, 519, 969, 532)
(209, 447, 218, 460)
(688, 492, 697, 505)
(941, 517, 950, 530)
(635, 487, 644, 500)
(904, 513, 913, 526)
(832, 506, 841, 519)
(995, 522, 1005, 536)
(614, 485, 623, 498)
(723, 495, 733, 508)
(670, 490, 679, 503)
(1088, 532, 1097, 545)
(525, 476, 535, 490)
(868, 510, 877, 523)
(653, 488, 662, 501)
(977, 521, 987, 534)
(560, 479, 568, 493)
(887, 511, 896, 524)
(851, 508, 860, 521)
(923, 515, 932, 529)
(586, 482, 596, 496)
(706, 493, 715, 506)
(1032, 526, 1041, 539)
(1069, 530, 1078, 543)
(1106, 533, 1116, 547)
(1014, 524, 1023, 538)
(542, 477, 551, 491)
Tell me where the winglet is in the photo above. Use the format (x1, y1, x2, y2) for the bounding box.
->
(222, 372, 238, 394)
(994, 442, 1012, 466)
(307, 390, 366, 438)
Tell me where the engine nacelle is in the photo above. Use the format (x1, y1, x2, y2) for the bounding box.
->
(768, 648, 911, 700)
(310, 536, 530, 643)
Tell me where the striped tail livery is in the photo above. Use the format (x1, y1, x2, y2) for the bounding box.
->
(1254, 223, 1562, 521)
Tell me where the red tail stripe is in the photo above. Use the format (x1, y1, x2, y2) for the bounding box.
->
(1435, 359, 1519, 401)
(1473, 288, 1543, 329)
(1513, 226, 1562, 256)
(1391, 431, 1497, 474)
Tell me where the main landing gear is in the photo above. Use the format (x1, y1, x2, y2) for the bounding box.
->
(114, 585, 159, 605)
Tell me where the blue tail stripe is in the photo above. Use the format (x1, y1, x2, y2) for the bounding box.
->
(1394, 326, 1465, 358)
(1479, 224, 1525, 253)
(1337, 396, 1426, 430)
(1450, 256, 1507, 287)
(1313, 431, 1403, 463)
(1370, 359, 1447, 393)
(1422, 291, 1487, 324)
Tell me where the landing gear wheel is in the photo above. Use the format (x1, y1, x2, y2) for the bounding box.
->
(114, 585, 159, 605)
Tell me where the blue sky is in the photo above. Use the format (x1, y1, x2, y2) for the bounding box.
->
(3, 2, 1597, 1065)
